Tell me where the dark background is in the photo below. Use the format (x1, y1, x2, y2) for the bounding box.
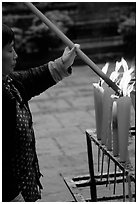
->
(2, 2, 136, 70)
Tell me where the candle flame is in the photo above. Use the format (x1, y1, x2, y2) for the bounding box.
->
(102, 62, 109, 74)
(104, 58, 135, 97)
(121, 57, 129, 72)
(110, 60, 122, 82)
(119, 66, 135, 96)
(100, 62, 109, 86)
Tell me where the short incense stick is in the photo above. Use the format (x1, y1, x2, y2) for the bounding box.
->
(24, 2, 121, 95)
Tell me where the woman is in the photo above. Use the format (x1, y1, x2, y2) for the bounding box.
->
(2, 24, 79, 202)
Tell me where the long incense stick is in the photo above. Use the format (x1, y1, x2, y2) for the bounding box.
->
(24, 2, 121, 95)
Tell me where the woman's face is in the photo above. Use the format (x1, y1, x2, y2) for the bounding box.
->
(2, 41, 18, 77)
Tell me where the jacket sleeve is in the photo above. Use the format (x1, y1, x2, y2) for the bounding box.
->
(11, 64, 56, 101)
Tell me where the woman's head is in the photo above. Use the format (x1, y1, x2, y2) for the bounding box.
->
(2, 24, 18, 78)
(2, 24, 15, 48)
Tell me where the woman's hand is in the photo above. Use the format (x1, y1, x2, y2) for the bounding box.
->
(48, 44, 80, 83)
(61, 44, 80, 69)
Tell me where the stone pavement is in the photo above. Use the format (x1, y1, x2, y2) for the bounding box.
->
(29, 64, 135, 202)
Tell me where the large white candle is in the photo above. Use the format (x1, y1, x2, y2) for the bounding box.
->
(117, 96, 131, 162)
(101, 84, 114, 150)
(93, 83, 104, 140)
(112, 99, 119, 156)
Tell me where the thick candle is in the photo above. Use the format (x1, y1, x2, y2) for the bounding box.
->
(101, 84, 114, 150)
(93, 83, 104, 140)
(112, 99, 119, 157)
(117, 96, 131, 162)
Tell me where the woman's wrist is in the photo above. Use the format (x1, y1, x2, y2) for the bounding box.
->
(48, 57, 72, 83)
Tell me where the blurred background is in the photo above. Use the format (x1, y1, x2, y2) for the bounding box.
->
(2, 2, 136, 70)
(2, 3, 136, 201)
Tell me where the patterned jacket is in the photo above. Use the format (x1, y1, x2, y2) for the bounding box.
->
(2, 64, 56, 201)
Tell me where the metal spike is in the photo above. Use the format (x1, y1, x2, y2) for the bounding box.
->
(113, 163, 117, 194)
(127, 174, 133, 201)
(98, 147, 100, 172)
(122, 170, 126, 201)
(106, 157, 110, 187)
(100, 151, 104, 180)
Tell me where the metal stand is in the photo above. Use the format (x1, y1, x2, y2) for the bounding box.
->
(86, 129, 135, 202)
(61, 128, 135, 202)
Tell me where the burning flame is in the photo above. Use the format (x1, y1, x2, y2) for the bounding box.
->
(119, 66, 135, 96)
(100, 62, 109, 86)
(100, 58, 135, 97)
(110, 60, 122, 82)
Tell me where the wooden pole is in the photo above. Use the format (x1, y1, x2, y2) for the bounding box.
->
(24, 2, 122, 95)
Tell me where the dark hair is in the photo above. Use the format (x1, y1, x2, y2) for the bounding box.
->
(2, 24, 14, 48)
